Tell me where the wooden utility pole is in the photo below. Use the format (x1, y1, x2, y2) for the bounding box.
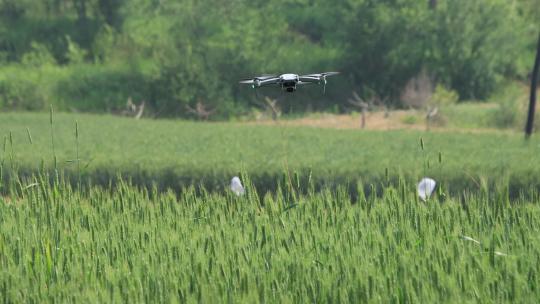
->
(525, 31, 540, 138)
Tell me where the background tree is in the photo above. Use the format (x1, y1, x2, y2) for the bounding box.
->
(0, 0, 537, 118)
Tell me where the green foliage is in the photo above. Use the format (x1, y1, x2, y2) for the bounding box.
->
(0, 0, 537, 117)
(55, 64, 149, 111)
(431, 85, 459, 107)
(491, 100, 520, 129)
(426, 85, 459, 127)
(0, 64, 148, 112)
(20, 42, 56, 67)
(1, 112, 540, 196)
(0, 173, 539, 302)
(91, 25, 116, 63)
(442, 103, 493, 129)
(489, 84, 523, 129)
(0, 65, 63, 110)
(0, 112, 539, 302)
(426, 0, 529, 99)
(402, 115, 418, 125)
(65, 36, 87, 64)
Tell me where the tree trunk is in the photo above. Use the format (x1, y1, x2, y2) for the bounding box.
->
(73, 0, 87, 22)
(525, 31, 540, 138)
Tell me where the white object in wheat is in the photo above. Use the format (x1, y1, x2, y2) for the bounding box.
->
(417, 177, 436, 201)
(230, 176, 245, 196)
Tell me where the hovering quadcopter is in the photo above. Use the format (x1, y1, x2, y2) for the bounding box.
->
(239, 72, 339, 93)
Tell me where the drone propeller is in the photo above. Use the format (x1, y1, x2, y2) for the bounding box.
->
(301, 72, 340, 78)
(239, 79, 255, 84)
(241, 77, 274, 97)
(300, 72, 338, 94)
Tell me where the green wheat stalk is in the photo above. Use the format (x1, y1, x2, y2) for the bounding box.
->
(75, 121, 80, 187)
(50, 105, 58, 181)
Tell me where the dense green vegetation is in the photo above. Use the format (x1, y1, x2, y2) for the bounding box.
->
(2, 2, 539, 300)
(1, 174, 539, 302)
(0, 0, 538, 118)
(2, 112, 540, 196)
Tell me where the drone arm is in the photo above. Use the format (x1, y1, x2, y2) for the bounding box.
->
(297, 81, 317, 86)
(298, 76, 321, 83)
(257, 77, 280, 87)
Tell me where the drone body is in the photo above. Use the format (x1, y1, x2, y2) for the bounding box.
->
(239, 72, 339, 93)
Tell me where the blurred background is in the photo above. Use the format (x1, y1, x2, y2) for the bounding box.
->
(0, 0, 538, 129)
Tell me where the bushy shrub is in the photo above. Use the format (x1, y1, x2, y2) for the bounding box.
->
(0, 64, 151, 113)
(20, 42, 56, 67)
(431, 85, 459, 107)
(491, 102, 519, 129)
(56, 65, 150, 112)
(65, 36, 88, 64)
(488, 84, 523, 128)
(401, 115, 418, 125)
(424, 85, 459, 128)
(0, 78, 46, 110)
(0, 65, 59, 110)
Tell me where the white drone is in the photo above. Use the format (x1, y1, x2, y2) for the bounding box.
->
(239, 72, 339, 93)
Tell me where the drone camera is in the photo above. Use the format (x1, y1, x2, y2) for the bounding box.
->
(282, 81, 296, 92)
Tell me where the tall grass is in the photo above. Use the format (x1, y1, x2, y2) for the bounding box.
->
(0, 175, 539, 302)
(1, 112, 540, 197)
(0, 112, 539, 302)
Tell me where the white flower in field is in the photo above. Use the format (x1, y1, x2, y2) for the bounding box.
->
(417, 177, 436, 201)
(230, 176, 245, 196)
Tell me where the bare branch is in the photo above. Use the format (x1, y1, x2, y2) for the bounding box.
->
(347, 91, 369, 109)
(264, 97, 281, 121)
(254, 96, 281, 121)
(347, 91, 371, 129)
(186, 101, 215, 120)
(134, 101, 145, 119)
(119, 97, 145, 119)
